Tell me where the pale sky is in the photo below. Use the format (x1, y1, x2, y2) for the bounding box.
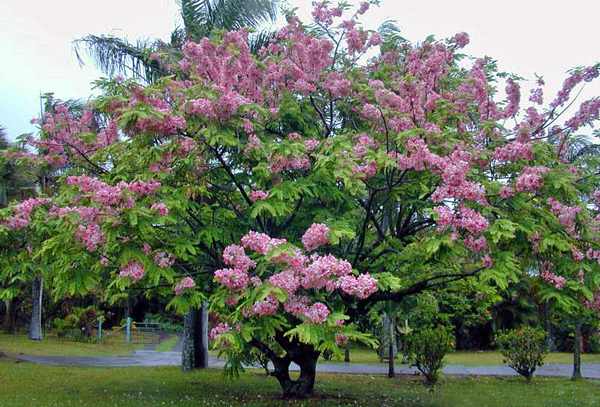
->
(1, 0, 599, 140)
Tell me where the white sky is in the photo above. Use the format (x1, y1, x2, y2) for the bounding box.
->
(1, 0, 599, 140)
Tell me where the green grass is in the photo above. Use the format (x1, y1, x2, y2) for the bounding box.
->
(0, 358, 598, 407)
(0, 332, 143, 357)
(333, 347, 600, 366)
(154, 333, 180, 352)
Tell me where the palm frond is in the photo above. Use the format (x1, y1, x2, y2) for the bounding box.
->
(0, 126, 9, 150)
(179, 0, 280, 41)
(249, 29, 277, 54)
(73, 35, 168, 84)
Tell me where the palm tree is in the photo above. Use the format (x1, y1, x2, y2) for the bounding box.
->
(74, 0, 280, 84)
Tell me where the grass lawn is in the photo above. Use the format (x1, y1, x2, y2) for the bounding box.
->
(0, 332, 143, 357)
(335, 347, 600, 366)
(0, 357, 598, 407)
(154, 333, 181, 352)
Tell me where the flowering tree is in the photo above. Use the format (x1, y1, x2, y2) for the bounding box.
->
(2, 0, 600, 399)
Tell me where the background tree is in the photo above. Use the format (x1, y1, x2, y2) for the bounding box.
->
(74, 0, 280, 84)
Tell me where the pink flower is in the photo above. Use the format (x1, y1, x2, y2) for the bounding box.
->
(119, 260, 145, 281)
(214, 268, 250, 291)
(210, 322, 231, 340)
(150, 203, 169, 215)
(250, 190, 269, 201)
(302, 223, 330, 251)
(304, 302, 330, 324)
(174, 277, 196, 295)
(154, 252, 175, 268)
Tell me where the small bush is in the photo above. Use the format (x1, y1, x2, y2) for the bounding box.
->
(404, 326, 455, 384)
(495, 326, 548, 381)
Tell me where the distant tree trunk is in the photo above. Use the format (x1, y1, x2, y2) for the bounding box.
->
(3, 298, 20, 334)
(572, 318, 582, 380)
(379, 312, 397, 362)
(344, 341, 350, 362)
(388, 314, 395, 378)
(545, 301, 556, 352)
(28, 273, 43, 341)
(181, 302, 209, 371)
(125, 289, 133, 319)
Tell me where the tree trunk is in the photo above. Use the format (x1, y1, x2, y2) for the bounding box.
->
(388, 314, 395, 378)
(181, 302, 209, 371)
(28, 273, 43, 341)
(545, 301, 556, 352)
(379, 312, 397, 361)
(572, 318, 582, 380)
(3, 298, 20, 334)
(344, 341, 350, 362)
(271, 351, 319, 398)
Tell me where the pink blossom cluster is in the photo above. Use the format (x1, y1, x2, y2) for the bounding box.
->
(2, 197, 52, 229)
(215, 227, 379, 324)
(353, 161, 377, 180)
(49, 206, 100, 223)
(174, 277, 196, 295)
(502, 79, 521, 118)
(188, 91, 251, 121)
(335, 333, 349, 344)
(499, 186, 516, 199)
(154, 252, 175, 268)
(529, 232, 542, 253)
(150, 203, 169, 215)
(214, 267, 250, 291)
(66, 176, 161, 207)
(434, 205, 489, 236)
(210, 322, 231, 340)
(241, 231, 286, 255)
(304, 302, 330, 324)
(494, 142, 533, 162)
(269, 154, 311, 174)
(223, 244, 256, 271)
(250, 295, 280, 316)
(74, 223, 106, 252)
(515, 166, 550, 193)
(337, 273, 379, 299)
(311, 1, 342, 25)
(452, 32, 470, 48)
(463, 235, 488, 252)
(250, 190, 269, 201)
(541, 270, 566, 289)
(301, 223, 330, 251)
(550, 66, 598, 109)
(546, 198, 582, 235)
(564, 99, 600, 132)
(119, 260, 145, 281)
(583, 292, 600, 311)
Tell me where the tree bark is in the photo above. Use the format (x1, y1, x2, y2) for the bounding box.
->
(379, 312, 397, 362)
(572, 318, 582, 380)
(545, 301, 556, 352)
(388, 314, 395, 378)
(271, 350, 319, 398)
(3, 298, 20, 334)
(181, 302, 209, 371)
(251, 333, 320, 398)
(344, 341, 350, 362)
(28, 273, 43, 341)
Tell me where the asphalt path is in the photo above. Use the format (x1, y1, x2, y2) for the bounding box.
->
(9, 350, 600, 379)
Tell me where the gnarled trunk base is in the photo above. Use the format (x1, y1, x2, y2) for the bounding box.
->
(271, 352, 319, 399)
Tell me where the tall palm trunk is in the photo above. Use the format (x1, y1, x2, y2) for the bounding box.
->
(28, 273, 43, 341)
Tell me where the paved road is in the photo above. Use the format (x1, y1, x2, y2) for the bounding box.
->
(9, 350, 600, 379)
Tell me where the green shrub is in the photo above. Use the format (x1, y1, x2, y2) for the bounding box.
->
(404, 326, 455, 384)
(495, 326, 548, 381)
